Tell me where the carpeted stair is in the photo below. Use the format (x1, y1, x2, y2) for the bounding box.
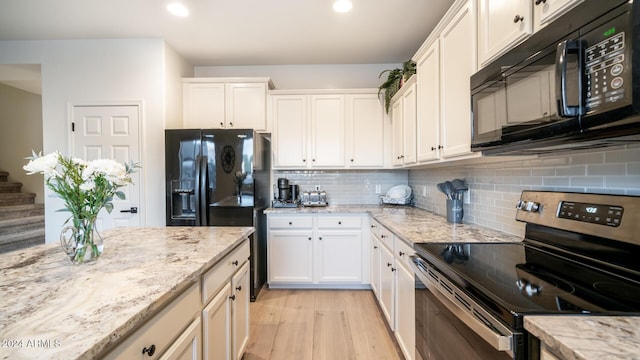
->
(0, 170, 45, 253)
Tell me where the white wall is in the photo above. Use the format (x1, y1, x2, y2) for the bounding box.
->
(0, 83, 44, 202)
(194, 63, 400, 89)
(0, 39, 192, 243)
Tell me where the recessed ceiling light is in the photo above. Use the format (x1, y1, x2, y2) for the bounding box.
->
(333, 0, 352, 13)
(167, 2, 189, 17)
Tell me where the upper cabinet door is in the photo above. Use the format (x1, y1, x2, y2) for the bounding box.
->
(225, 83, 268, 130)
(477, 0, 532, 68)
(401, 80, 417, 166)
(416, 39, 440, 162)
(391, 96, 404, 166)
(310, 95, 345, 168)
(533, 0, 584, 33)
(272, 95, 308, 168)
(183, 83, 225, 129)
(345, 94, 385, 168)
(440, 0, 476, 158)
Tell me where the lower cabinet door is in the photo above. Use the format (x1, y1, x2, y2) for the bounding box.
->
(202, 283, 232, 360)
(316, 230, 363, 283)
(379, 243, 395, 329)
(268, 231, 313, 283)
(396, 263, 416, 360)
(159, 318, 202, 360)
(231, 262, 250, 360)
(370, 236, 381, 298)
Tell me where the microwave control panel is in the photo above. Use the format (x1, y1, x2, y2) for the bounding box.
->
(585, 14, 630, 112)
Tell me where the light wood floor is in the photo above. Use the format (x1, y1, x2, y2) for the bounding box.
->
(243, 288, 404, 360)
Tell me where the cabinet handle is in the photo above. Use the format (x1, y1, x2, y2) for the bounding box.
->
(513, 14, 524, 23)
(142, 344, 156, 356)
(220, 122, 224, 127)
(534, 0, 546, 4)
(399, 251, 405, 256)
(236, 285, 242, 291)
(232, 260, 239, 266)
(230, 295, 236, 301)
(387, 262, 392, 267)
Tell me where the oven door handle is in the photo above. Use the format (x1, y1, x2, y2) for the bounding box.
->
(410, 256, 516, 355)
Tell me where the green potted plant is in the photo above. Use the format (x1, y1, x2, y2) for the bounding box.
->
(378, 60, 417, 114)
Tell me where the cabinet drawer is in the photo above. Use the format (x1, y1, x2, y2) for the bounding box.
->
(395, 237, 415, 270)
(378, 224, 394, 250)
(269, 216, 313, 229)
(202, 240, 250, 304)
(317, 216, 362, 229)
(103, 283, 200, 360)
(369, 219, 381, 238)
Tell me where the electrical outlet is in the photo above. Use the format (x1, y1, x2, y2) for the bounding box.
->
(464, 190, 471, 204)
(422, 186, 427, 197)
(375, 184, 381, 194)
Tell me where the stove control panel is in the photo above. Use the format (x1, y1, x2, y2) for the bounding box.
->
(557, 201, 623, 227)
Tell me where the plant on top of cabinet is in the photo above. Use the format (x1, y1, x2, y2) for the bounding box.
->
(378, 60, 417, 113)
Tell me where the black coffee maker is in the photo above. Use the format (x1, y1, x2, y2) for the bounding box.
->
(277, 178, 290, 201)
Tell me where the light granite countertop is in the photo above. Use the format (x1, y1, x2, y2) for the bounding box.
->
(265, 204, 640, 359)
(525, 316, 640, 360)
(265, 204, 522, 245)
(0, 226, 253, 360)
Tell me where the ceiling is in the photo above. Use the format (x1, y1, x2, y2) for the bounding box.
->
(0, 0, 455, 66)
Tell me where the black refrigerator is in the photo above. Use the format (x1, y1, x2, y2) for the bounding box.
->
(165, 129, 271, 301)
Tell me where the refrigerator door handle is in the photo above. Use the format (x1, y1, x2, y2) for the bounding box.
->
(199, 155, 208, 225)
(194, 155, 202, 226)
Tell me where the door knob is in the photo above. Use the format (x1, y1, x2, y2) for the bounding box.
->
(120, 207, 138, 214)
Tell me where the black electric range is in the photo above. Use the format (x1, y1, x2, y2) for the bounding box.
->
(411, 191, 640, 359)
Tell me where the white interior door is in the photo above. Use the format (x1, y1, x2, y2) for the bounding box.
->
(71, 105, 141, 230)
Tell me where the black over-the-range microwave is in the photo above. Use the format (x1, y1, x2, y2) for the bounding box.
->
(471, 0, 640, 155)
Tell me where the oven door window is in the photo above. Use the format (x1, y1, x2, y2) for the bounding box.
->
(415, 278, 514, 360)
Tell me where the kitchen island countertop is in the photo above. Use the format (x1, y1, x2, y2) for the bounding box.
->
(0, 226, 253, 360)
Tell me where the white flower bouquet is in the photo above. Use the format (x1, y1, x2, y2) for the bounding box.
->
(24, 151, 139, 262)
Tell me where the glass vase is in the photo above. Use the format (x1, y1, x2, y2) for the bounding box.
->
(60, 218, 104, 263)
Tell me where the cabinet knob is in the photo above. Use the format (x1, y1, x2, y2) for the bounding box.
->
(303, 159, 306, 162)
(236, 285, 242, 291)
(350, 159, 354, 162)
(230, 295, 236, 301)
(319, 237, 323, 240)
(142, 344, 156, 357)
(289, 221, 293, 225)
(399, 251, 405, 256)
(229, 122, 233, 127)
(513, 14, 524, 23)
(431, 146, 436, 151)
(308, 237, 312, 240)
(391, 267, 396, 272)
(387, 262, 392, 267)
(381, 234, 386, 238)
(338, 221, 342, 225)
(373, 245, 378, 249)
(220, 122, 224, 127)
(312, 159, 316, 162)
(370, 224, 376, 228)
(534, 0, 547, 5)
(438, 145, 444, 149)
(232, 260, 239, 266)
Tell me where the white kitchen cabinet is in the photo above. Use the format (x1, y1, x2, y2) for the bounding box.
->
(267, 213, 369, 287)
(159, 318, 202, 360)
(310, 95, 345, 167)
(534, 0, 584, 33)
(369, 221, 381, 298)
(416, 39, 441, 162)
(271, 95, 308, 168)
(439, 0, 477, 158)
(394, 238, 416, 360)
(271, 90, 385, 169)
(379, 240, 395, 329)
(345, 93, 385, 168)
(183, 78, 272, 131)
(231, 262, 250, 360)
(477, 0, 532, 68)
(202, 283, 231, 360)
(390, 76, 417, 166)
